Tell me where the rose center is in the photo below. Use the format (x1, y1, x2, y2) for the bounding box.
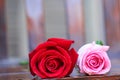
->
(46, 58, 63, 72)
(86, 54, 103, 68)
(47, 60, 57, 69)
(89, 57, 99, 67)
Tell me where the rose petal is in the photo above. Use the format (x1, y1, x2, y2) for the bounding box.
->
(77, 43, 92, 73)
(86, 54, 102, 68)
(67, 48, 78, 75)
(30, 49, 47, 78)
(38, 50, 66, 78)
(48, 38, 74, 50)
(56, 46, 72, 77)
(83, 53, 105, 75)
(29, 41, 57, 60)
(29, 50, 37, 76)
(102, 46, 109, 52)
(91, 42, 109, 52)
(97, 52, 111, 74)
(45, 58, 61, 72)
(36, 41, 57, 51)
(29, 41, 58, 77)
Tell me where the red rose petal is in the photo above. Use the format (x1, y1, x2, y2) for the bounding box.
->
(48, 38, 74, 50)
(38, 50, 66, 78)
(29, 41, 57, 77)
(67, 48, 78, 75)
(55, 46, 72, 77)
(29, 41, 57, 61)
(35, 41, 57, 51)
(29, 50, 37, 76)
(45, 57, 62, 73)
(39, 58, 64, 78)
(30, 49, 47, 78)
(46, 59, 58, 72)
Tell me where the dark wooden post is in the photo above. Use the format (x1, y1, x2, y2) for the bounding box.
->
(0, 0, 7, 59)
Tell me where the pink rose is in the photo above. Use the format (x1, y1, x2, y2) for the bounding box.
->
(77, 42, 111, 75)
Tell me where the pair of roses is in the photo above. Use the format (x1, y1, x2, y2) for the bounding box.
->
(29, 38, 111, 79)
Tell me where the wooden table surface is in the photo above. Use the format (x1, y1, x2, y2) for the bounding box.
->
(0, 58, 120, 80)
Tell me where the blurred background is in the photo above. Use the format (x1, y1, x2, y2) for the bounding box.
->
(0, 0, 120, 71)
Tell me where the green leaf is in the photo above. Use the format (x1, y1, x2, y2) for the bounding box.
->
(96, 40, 103, 46)
(19, 61, 28, 66)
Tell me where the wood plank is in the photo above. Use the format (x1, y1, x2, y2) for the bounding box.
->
(0, 72, 31, 80)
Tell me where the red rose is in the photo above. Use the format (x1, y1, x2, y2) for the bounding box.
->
(29, 38, 78, 78)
